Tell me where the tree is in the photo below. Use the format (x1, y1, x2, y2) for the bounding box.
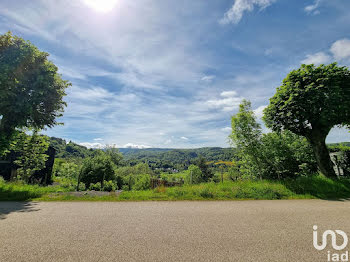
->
(197, 157, 212, 182)
(79, 153, 115, 190)
(186, 164, 202, 184)
(260, 131, 317, 179)
(230, 100, 264, 179)
(105, 146, 123, 166)
(0, 32, 70, 154)
(263, 63, 350, 178)
(11, 130, 49, 183)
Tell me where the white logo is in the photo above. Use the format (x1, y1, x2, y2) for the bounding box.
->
(313, 225, 348, 251)
(313, 225, 349, 262)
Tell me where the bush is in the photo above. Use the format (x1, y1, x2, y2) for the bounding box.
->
(211, 173, 221, 183)
(53, 160, 81, 179)
(114, 163, 153, 190)
(185, 165, 202, 184)
(133, 174, 151, 191)
(103, 180, 116, 192)
(80, 153, 115, 188)
(78, 182, 86, 191)
(89, 182, 101, 191)
(122, 185, 129, 191)
(53, 177, 76, 191)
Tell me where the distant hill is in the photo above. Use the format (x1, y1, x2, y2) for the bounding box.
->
(49, 137, 236, 170)
(328, 142, 350, 147)
(49, 137, 94, 158)
(120, 147, 237, 170)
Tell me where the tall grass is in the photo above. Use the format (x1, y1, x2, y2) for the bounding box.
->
(0, 179, 68, 201)
(118, 176, 350, 201)
(1, 175, 350, 201)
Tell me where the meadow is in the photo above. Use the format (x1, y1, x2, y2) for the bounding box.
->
(2, 175, 350, 201)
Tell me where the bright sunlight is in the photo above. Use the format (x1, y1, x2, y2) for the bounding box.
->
(82, 0, 119, 13)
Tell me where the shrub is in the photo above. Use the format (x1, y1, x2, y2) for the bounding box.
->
(53, 160, 80, 179)
(78, 182, 86, 191)
(133, 174, 151, 191)
(89, 182, 101, 191)
(80, 153, 115, 188)
(185, 165, 202, 184)
(53, 177, 76, 191)
(122, 185, 129, 191)
(103, 180, 116, 192)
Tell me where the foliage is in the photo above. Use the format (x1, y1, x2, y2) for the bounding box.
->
(3, 174, 350, 201)
(89, 182, 101, 191)
(330, 146, 350, 178)
(160, 172, 187, 183)
(78, 182, 86, 191)
(230, 100, 317, 179)
(11, 131, 49, 182)
(0, 32, 70, 154)
(80, 153, 115, 188)
(133, 174, 151, 191)
(260, 131, 317, 179)
(197, 157, 213, 182)
(120, 147, 236, 171)
(49, 137, 93, 158)
(53, 159, 80, 179)
(114, 163, 153, 190)
(105, 146, 123, 166)
(115, 163, 153, 177)
(263, 63, 350, 178)
(185, 164, 202, 184)
(117, 176, 350, 201)
(230, 100, 264, 179)
(0, 178, 69, 201)
(53, 176, 77, 191)
(102, 180, 117, 191)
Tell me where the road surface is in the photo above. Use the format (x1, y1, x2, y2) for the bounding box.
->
(1, 200, 350, 261)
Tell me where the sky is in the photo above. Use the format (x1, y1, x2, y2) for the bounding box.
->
(0, 0, 350, 148)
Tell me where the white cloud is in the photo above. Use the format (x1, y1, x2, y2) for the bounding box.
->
(301, 52, 331, 65)
(200, 75, 215, 83)
(93, 138, 103, 141)
(330, 39, 350, 60)
(253, 105, 267, 119)
(220, 91, 238, 97)
(180, 136, 189, 140)
(219, 0, 276, 25)
(79, 142, 105, 149)
(68, 86, 114, 101)
(207, 91, 242, 112)
(304, 0, 321, 15)
(221, 127, 232, 132)
(123, 143, 151, 149)
(301, 38, 350, 66)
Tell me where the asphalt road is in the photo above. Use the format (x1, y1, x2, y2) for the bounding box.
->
(1, 200, 350, 262)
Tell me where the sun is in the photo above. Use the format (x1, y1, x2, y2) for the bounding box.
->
(82, 0, 119, 13)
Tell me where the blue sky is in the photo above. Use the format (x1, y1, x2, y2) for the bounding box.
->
(1, 0, 350, 148)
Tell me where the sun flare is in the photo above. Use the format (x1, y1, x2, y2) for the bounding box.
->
(82, 0, 119, 13)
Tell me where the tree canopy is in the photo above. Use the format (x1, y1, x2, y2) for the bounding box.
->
(0, 32, 70, 153)
(263, 63, 350, 178)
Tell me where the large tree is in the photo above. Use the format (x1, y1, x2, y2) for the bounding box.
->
(263, 63, 350, 178)
(0, 32, 70, 154)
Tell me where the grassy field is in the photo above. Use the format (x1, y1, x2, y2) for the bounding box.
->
(1, 175, 350, 201)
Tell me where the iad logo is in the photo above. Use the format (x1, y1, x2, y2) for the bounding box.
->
(313, 225, 349, 261)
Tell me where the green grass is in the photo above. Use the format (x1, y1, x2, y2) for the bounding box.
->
(0, 180, 69, 201)
(1, 175, 350, 201)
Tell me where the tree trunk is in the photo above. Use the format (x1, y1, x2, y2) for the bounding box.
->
(308, 130, 337, 179)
